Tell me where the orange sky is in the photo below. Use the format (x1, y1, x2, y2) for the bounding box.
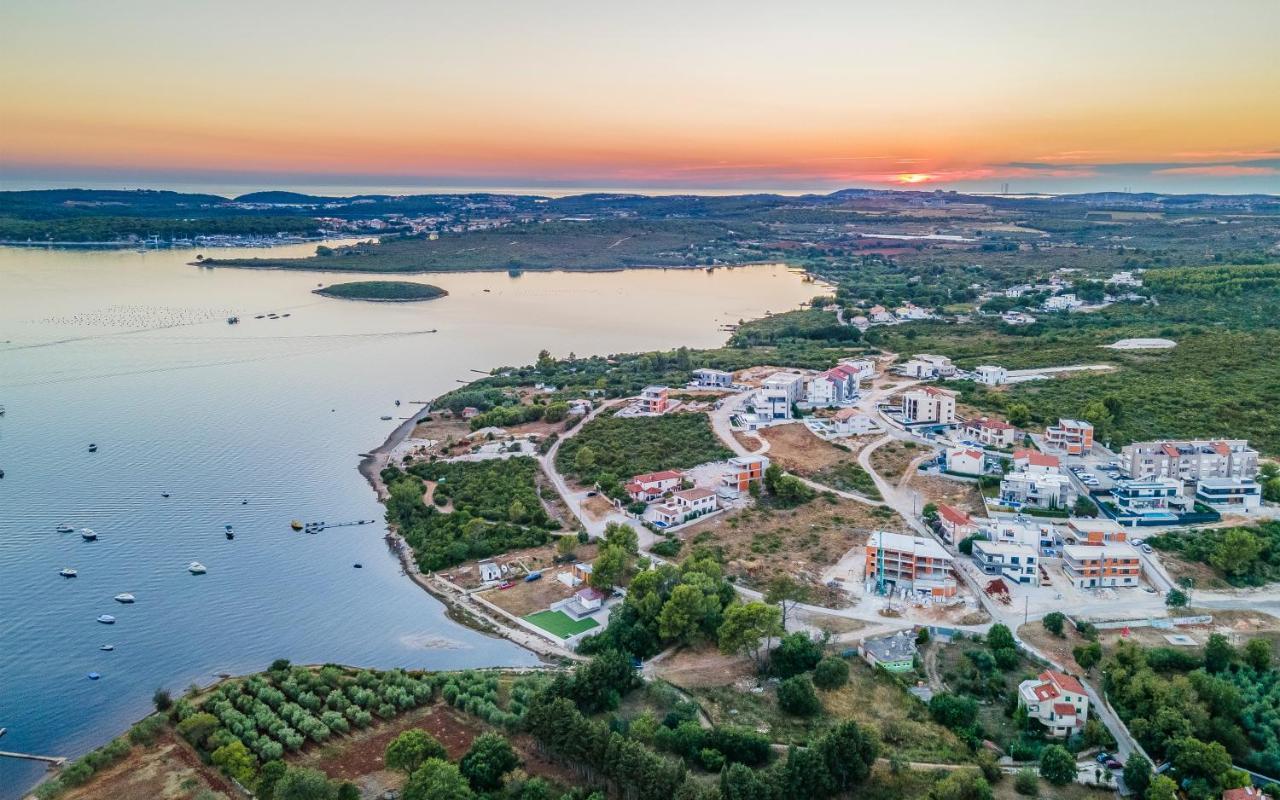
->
(2, 1, 1278, 192)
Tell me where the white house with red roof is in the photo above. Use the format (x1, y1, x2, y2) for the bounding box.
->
(625, 470, 683, 502)
(946, 446, 985, 477)
(935, 503, 978, 544)
(963, 417, 1017, 449)
(807, 364, 861, 406)
(1018, 670, 1089, 737)
(651, 487, 718, 527)
(1013, 449, 1061, 474)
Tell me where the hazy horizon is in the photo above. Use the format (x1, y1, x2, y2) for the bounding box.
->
(3, 0, 1278, 195)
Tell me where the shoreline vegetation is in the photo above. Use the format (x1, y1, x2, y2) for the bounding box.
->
(312, 281, 448, 302)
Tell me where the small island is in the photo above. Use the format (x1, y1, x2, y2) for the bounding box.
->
(312, 280, 448, 302)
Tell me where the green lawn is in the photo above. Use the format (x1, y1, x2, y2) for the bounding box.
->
(524, 610, 599, 639)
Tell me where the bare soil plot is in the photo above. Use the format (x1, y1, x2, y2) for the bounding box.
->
(580, 494, 616, 520)
(407, 414, 474, 457)
(479, 572, 580, 617)
(58, 732, 231, 800)
(795, 608, 868, 636)
(441, 540, 597, 590)
(680, 496, 908, 599)
(909, 474, 986, 515)
(650, 644, 756, 689)
(733, 431, 765, 452)
(759, 423, 852, 474)
(869, 440, 927, 485)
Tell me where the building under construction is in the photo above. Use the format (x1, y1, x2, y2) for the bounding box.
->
(865, 530, 957, 599)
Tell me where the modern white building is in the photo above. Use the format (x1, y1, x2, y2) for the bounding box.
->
(1195, 478, 1262, 512)
(1042, 293, 1083, 312)
(999, 471, 1076, 510)
(914, 353, 957, 377)
(901, 386, 957, 425)
(754, 372, 806, 421)
(974, 365, 1008, 386)
(652, 487, 718, 527)
(838, 358, 877, 382)
(972, 540, 1040, 586)
(985, 519, 1058, 554)
(1112, 478, 1191, 515)
(692, 368, 734, 388)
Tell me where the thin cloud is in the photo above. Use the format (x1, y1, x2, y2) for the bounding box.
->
(1153, 165, 1279, 177)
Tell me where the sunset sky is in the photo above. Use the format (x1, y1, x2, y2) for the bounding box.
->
(2, 0, 1277, 194)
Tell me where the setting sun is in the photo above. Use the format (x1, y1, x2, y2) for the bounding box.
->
(896, 173, 935, 184)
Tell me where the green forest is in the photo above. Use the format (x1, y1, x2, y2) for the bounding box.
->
(1105, 636, 1280, 794)
(381, 458, 557, 570)
(555, 412, 732, 496)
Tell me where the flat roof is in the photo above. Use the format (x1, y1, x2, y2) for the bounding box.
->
(974, 540, 1037, 556)
(1066, 519, 1122, 534)
(868, 531, 950, 560)
(1062, 543, 1139, 559)
(1197, 477, 1260, 488)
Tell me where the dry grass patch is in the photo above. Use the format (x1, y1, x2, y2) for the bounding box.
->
(442, 539, 597, 590)
(680, 496, 907, 598)
(478, 571, 581, 617)
(58, 733, 230, 800)
(650, 644, 757, 689)
(869, 440, 927, 485)
(909, 475, 986, 515)
(758, 423, 852, 474)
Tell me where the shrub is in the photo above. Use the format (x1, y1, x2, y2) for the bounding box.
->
(1041, 612, 1066, 637)
(1014, 767, 1039, 796)
(699, 747, 725, 772)
(1038, 745, 1076, 786)
(777, 675, 821, 716)
(812, 657, 850, 690)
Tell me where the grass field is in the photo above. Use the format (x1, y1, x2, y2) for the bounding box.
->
(524, 609, 599, 638)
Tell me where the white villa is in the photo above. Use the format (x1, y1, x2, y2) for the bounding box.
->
(1019, 670, 1089, 738)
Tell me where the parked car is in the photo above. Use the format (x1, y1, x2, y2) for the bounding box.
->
(1130, 538, 1144, 546)
(1106, 759, 1122, 770)
(1142, 544, 1153, 553)
(498, 581, 514, 590)
(1095, 752, 1110, 764)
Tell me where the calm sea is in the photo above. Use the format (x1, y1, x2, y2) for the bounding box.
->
(0, 243, 815, 796)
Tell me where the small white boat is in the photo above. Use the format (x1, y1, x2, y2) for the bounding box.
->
(100, 644, 115, 651)
(114, 593, 135, 603)
(188, 561, 207, 574)
(80, 528, 98, 541)
(60, 568, 78, 578)
(97, 614, 116, 624)
(56, 524, 74, 533)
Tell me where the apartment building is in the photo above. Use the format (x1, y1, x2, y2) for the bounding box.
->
(692, 368, 733, 388)
(1195, 477, 1262, 512)
(837, 358, 876, 382)
(722, 455, 769, 493)
(639, 386, 669, 414)
(1064, 518, 1126, 546)
(964, 417, 1017, 448)
(1000, 471, 1077, 510)
(1062, 543, 1142, 588)
(1120, 439, 1259, 483)
(1112, 478, 1191, 515)
(865, 531, 957, 598)
(985, 519, 1058, 554)
(1044, 418, 1094, 455)
(755, 372, 806, 420)
(972, 540, 1040, 586)
(901, 386, 957, 425)
(807, 364, 860, 406)
(900, 353, 955, 379)
(1018, 670, 1089, 737)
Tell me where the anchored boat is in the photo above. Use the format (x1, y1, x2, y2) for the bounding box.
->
(188, 561, 207, 574)
(80, 528, 98, 541)
(97, 614, 115, 624)
(60, 568, 77, 578)
(114, 593, 135, 604)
